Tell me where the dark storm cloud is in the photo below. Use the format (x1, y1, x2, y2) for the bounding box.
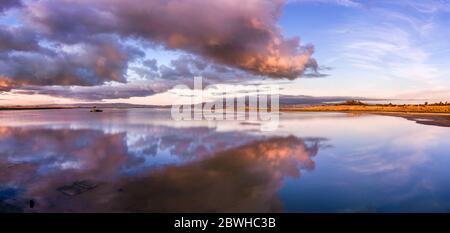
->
(158, 55, 259, 83)
(0, 27, 39, 52)
(9, 55, 277, 101)
(12, 55, 235, 100)
(0, 0, 321, 100)
(25, 0, 317, 79)
(0, 36, 144, 87)
(0, 0, 21, 13)
(16, 82, 156, 101)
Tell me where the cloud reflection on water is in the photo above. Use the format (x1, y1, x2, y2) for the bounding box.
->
(0, 124, 325, 212)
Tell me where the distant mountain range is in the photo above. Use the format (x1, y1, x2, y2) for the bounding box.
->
(1, 95, 382, 110)
(277, 95, 380, 106)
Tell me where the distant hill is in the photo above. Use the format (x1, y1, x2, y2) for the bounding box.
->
(278, 95, 378, 106)
(0, 103, 171, 110)
(1, 95, 381, 110)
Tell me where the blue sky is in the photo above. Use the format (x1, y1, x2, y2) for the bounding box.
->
(276, 0, 450, 100)
(1, 0, 450, 105)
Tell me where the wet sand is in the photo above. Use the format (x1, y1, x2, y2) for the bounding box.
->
(376, 112, 450, 128)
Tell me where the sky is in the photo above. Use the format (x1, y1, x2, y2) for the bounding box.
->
(1, 0, 450, 105)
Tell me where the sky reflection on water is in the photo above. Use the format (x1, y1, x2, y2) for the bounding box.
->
(1, 109, 450, 212)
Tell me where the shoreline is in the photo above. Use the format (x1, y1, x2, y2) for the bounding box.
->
(0, 106, 170, 111)
(280, 104, 450, 114)
(280, 105, 450, 127)
(2, 105, 450, 128)
(0, 107, 77, 111)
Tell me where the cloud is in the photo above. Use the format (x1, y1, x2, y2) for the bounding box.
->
(0, 124, 323, 212)
(0, 36, 145, 88)
(289, 0, 362, 7)
(23, 0, 316, 79)
(0, 27, 39, 52)
(0, 0, 321, 101)
(0, 0, 22, 14)
(335, 9, 442, 87)
(6, 53, 329, 101)
(158, 55, 253, 83)
(390, 0, 450, 13)
(9, 55, 263, 101)
(108, 136, 320, 212)
(0, 76, 14, 91)
(293, 0, 450, 13)
(14, 82, 157, 101)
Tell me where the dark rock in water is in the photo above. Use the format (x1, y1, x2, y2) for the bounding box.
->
(90, 106, 103, 112)
(29, 199, 35, 208)
(90, 109, 103, 112)
(57, 181, 98, 196)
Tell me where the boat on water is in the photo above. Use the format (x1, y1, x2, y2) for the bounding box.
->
(90, 106, 103, 112)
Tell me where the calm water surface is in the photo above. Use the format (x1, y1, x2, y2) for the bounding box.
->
(1, 109, 450, 212)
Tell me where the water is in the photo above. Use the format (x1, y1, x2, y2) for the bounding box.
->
(1, 109, 450, 213)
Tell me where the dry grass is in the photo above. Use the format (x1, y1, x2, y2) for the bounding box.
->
(282, 104, 450, 114)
